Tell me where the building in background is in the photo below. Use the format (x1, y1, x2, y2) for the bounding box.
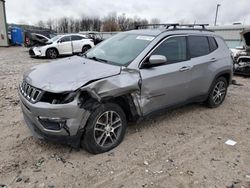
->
(0, 0, 8, 47)
(209, 24, 250, 49)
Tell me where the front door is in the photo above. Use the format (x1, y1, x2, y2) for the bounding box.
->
(57, 36, 73, 55)
(139, 36, 193, 115)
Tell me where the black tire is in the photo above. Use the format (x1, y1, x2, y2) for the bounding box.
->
(206, 77, 228, 108)
(82, 103, 127, 154)
(46, 48, 58, 59)
(82, 45, 91, 53)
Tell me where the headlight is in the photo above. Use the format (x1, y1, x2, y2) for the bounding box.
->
(40, 91, 77, 104)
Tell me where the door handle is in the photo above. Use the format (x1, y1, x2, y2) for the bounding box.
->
(179, 66, 192, 72)
(209, 58, 217, 62)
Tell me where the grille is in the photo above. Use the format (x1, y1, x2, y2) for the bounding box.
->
(20, 81, 42, 103)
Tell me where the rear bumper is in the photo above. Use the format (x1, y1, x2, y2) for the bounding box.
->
(18, 88, 90, 148)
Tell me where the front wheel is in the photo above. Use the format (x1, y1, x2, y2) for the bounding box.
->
(82, 103, 127, 154)
(46, 48, 58, 59)
(206, 77, 228, 108)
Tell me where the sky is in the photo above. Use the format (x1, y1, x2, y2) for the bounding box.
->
(4, 0, 250, 26)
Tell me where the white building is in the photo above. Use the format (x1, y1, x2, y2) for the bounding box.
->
(0, 0, 8, 47)
(208, 25, 250, 48)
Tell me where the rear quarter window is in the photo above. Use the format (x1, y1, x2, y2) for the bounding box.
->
(188, 36, 210, 58)
(208, 37, 218, 52)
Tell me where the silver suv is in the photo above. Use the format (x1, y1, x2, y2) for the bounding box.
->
(19, 24, 233, 154)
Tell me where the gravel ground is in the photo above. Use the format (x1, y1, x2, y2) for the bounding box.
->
(0, 47, 250, 188)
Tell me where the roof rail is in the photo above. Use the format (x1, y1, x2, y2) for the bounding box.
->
(135, 23, 209, 30)
(135, 23, 179, 30)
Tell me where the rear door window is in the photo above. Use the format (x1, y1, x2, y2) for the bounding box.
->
(188, 36, 210, 58)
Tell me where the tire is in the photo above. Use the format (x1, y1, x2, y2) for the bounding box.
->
(206, 77, 228, 108)
(82, 103, 127, 154)
(46, 48, 58, 59)
(82, 45, 91, 53)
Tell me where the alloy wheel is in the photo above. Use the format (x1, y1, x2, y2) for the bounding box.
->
(212, 81, 226, 105)
(94, 111, 122, 148)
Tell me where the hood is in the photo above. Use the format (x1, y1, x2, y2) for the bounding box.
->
(24, 56, 121, 93)
(241, 29, 250, 51)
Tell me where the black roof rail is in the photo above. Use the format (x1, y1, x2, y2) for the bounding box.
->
(135, 23, 209, 30)
(178, 24, 209, 30)
(135, 23, 179, 30)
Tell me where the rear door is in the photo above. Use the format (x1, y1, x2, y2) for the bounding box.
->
(187, 35, 218, 97)
(57, 36, 73, 55)
(72, 35, 85, 53)
(139, 35, 193, 115)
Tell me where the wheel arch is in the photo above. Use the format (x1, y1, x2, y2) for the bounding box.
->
(78, 91, 140, 122)
(46, 47, 59, 56)
(214, 71, 232, 86)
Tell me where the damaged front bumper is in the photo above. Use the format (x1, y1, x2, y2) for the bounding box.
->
(29, 47, 43, 57)
(18, 89, 90, 148)
(234, 61, 250, 75)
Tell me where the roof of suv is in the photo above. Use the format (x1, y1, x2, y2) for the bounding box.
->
(125, 28, 217, 37)
(124, 24, 219, 37)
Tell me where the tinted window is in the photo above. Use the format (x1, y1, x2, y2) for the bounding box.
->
(71, 35, 84, 41)
(208, 37, 218, 52)
(152, 36, 187, 63)
(60, 36, 71, 43)
(188, 36, 210, 58)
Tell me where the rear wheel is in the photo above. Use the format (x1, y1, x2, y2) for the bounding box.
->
(46, 48, 58, 59)
(206, 77, 228, 108)
(82, 103, 127, 154)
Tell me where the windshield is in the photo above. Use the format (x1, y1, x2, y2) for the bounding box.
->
(85, 33, 154, 66)
(50, 35, 61, 42)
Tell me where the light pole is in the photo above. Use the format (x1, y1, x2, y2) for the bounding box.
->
(214, 4, 221, 26)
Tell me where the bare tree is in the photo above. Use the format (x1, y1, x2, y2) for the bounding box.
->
(102, 12, 120, 31)
(150, 18, 161, 28)
(37, 20, 45, 28)
(46, 19, 53, 30)
(58, 17, 69, 33)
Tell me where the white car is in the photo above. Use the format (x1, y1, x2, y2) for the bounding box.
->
(29, 34, 95, 59)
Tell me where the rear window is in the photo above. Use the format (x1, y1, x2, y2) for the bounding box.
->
(188, 36, 210, 58)
(208, 37, 218, 52)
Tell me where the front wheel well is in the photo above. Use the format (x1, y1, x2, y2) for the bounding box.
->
(46, 47, 59, 55)
(78, 92, 139, 122)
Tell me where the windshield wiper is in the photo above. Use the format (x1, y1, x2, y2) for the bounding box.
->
(87, 56, 108, 63)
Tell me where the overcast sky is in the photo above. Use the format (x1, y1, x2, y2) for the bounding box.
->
(5, 0, 250, 26)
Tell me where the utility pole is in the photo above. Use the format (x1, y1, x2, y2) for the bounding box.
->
(214, 4, 221, 26)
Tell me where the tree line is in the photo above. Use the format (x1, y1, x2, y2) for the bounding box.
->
(36, 12, 160, 33)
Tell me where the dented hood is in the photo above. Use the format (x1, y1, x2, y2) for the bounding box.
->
(24, 56, 121, 93)
(241, 29, 250, 51)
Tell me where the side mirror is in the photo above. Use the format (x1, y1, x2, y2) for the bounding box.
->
(57, 40, 61, 43)
(149, 55, 167, 65)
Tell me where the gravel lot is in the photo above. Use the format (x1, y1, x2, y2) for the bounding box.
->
(0, 47, 250, 188)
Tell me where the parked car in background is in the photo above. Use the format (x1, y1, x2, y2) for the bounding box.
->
(19, 24, 233, 154)
(29, 34, 95, 59)
(24, 29, 56, 47)
(25, 33, 50, 47)
(231, 29, 250, 75)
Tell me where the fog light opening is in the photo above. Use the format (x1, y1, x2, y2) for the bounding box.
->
(38, 117, 67, 131)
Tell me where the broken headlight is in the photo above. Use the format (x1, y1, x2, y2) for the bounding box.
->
(40, 91, 77, 104)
